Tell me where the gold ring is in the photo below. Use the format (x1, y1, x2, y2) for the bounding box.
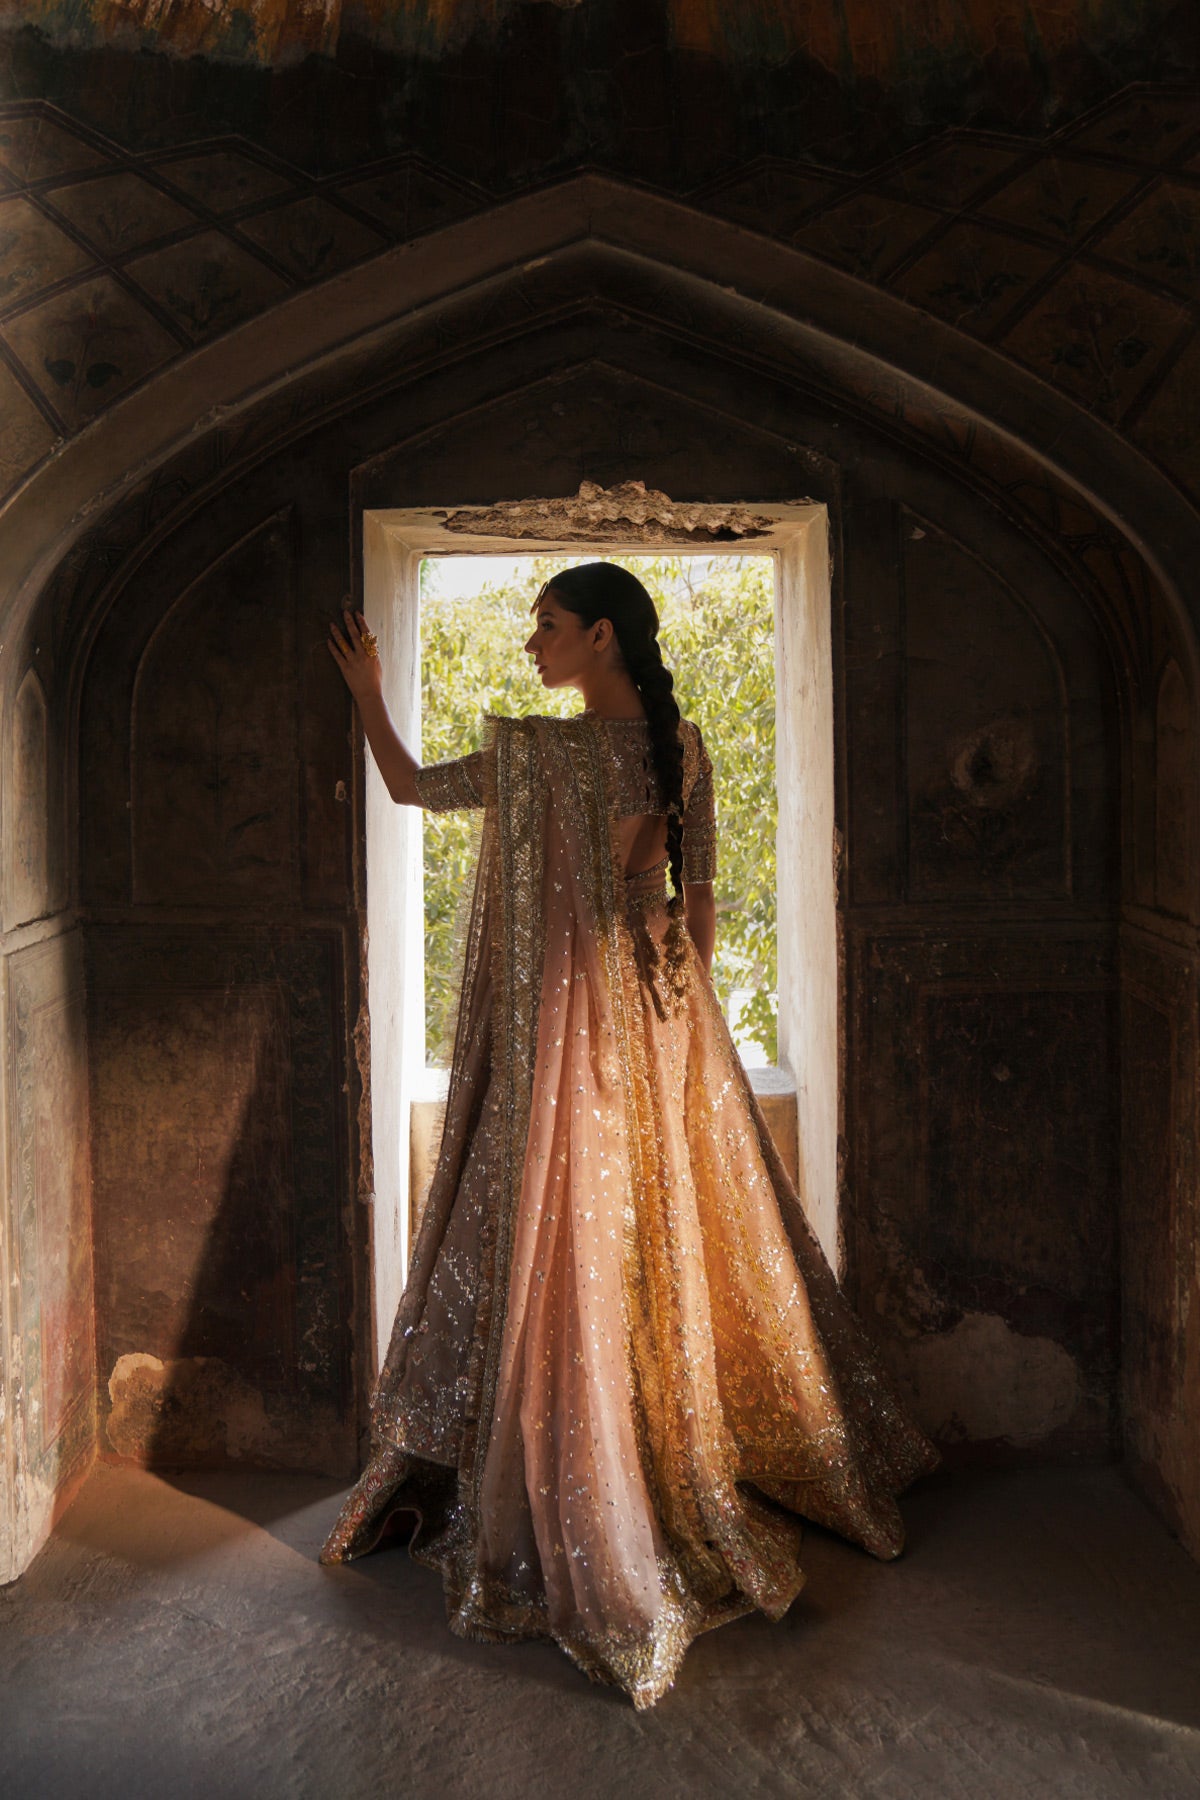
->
(360, 630, 379, 658)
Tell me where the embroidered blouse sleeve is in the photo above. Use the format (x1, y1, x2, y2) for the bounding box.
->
(413, 750, 487, 812)
(681, 724, 716, 883)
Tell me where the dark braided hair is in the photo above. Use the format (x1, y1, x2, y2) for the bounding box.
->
(541, 562, 687, 918)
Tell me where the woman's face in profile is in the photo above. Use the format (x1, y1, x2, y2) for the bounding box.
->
(525, 590, 605, 691)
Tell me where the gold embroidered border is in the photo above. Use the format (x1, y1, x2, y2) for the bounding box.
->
(413, 753, 485, 812)
(680, 722, 717, 883)
(463, 717, 546, 1521)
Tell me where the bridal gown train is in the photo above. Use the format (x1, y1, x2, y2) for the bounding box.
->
(321, 711, 939, 1708)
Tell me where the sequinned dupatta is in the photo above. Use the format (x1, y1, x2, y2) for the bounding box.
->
(339, 722, 646, 1510)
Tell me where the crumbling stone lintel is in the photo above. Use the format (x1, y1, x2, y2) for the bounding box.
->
(443, 480, 772, 543)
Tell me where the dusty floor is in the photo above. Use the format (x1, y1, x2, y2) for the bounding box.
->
(2, 1462, 1200, 1799)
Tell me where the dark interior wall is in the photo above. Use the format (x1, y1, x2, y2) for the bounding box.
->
(1120, 630, 1200, 1549)
(841, 471, 1119, 1462)
(76, 446, 359, 1473)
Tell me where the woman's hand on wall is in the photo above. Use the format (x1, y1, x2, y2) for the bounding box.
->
(328, 608, 384, 701)
(327, 607, 421, 805)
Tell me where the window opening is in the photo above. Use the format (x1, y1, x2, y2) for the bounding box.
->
(419, 553, 779, 1070)
(360, 498, 835, 1365)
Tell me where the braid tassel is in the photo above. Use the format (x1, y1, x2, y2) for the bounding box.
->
(630, 643, 691, 1015)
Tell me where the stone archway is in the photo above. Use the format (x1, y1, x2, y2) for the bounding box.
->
(3, 176, 1198, 1581)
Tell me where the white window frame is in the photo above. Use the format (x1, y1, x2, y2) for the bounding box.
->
(361, 506, 837, 1369)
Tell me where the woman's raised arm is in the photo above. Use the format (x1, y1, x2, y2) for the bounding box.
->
(328, 607, 422, 806)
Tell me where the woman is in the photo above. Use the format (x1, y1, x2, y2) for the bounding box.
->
(322, 562, 938, 1709)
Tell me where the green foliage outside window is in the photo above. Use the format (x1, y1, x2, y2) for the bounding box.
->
(420, 554, 778, 1065)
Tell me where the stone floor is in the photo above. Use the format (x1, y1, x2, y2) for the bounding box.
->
(3, 1462, 1200, 1799)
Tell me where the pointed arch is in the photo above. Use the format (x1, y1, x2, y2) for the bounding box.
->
(1, 174, 1195, 685)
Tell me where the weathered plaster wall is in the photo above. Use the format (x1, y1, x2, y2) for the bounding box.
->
(840, 487, 1119, 1463)
(1120, 649, 1200, 1559)
(0, 641, 93, 1580)
(76, 477, 359, 1477)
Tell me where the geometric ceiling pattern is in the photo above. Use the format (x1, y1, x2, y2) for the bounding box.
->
(1, 84, 1197, 512)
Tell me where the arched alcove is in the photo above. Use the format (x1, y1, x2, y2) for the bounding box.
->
(130, 512, 299, 907)
(3, 178, 1199, 1580)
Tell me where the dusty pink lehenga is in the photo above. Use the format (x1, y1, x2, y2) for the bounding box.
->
(321, 712, 938, 1707)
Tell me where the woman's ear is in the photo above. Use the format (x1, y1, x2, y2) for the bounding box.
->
(591, 617, 614, 653)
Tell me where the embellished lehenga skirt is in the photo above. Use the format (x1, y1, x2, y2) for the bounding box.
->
(321, 716, 939, 1708)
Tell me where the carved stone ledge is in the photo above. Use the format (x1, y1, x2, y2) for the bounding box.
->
(443, 480, 774, 543)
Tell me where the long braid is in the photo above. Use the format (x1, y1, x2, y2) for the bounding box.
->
(624, 639, 690, 1003)
(624, 638, 685, 912)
